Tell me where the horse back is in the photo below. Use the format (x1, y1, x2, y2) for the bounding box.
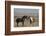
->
(16, 18, 23, 22)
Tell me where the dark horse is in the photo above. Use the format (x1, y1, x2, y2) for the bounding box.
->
(16, 16, 28, 27)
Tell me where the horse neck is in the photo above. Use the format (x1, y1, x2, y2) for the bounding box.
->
(22, 17, 25, 20)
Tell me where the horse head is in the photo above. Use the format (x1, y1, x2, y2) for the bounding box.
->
(22, 15, 28, 20)
(27, 16, 35, 23)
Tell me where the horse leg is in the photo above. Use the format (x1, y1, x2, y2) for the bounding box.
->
(22, 21, 24, 26)
(17, 22, 18, 27)
(30, 19, 32, 24)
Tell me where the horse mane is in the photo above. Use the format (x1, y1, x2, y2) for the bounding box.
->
(28, 16, 35, 23)
(31, 16, 35, 23)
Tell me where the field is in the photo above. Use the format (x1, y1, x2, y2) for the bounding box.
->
(14, 16, 39, 27)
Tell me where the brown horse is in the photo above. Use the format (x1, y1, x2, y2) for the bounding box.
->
(16, 16, 28, 26)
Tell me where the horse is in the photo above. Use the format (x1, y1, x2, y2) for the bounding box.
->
(27, 16, 35, 24)
(16, 15, 28, 26)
